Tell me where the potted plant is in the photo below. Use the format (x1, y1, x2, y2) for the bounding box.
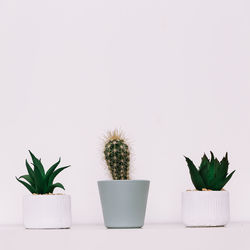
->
(182, 152, 235, 227)
(98, 130, 150, 228)
(16, 150, 71, 229)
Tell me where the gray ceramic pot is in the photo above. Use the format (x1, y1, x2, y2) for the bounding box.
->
(98, 180, 150, 228)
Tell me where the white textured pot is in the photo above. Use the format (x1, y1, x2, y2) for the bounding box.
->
(182, 191, 230, 227)
(23, 194, 72, 229)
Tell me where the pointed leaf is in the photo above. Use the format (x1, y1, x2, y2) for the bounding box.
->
(199, 154, 209, 171)
(213, 170, 236, 190)
(25, 160, 35, 183)
(219, 153, 229, 179)
(199, 154, 209, 186)
(48, 166, 70, 186)
(45, 158, 61, 184)
(48, 182, 65, 193)
(19, 175, 34, 187)
(208, 158, 221, 187)
(16, 177, 36, 194)
(206, 154, 216, 188)
(33, 163, 46, 193)
(210, 151, 214, 161)
(29, 150, 45, 176)
(185, 157, 205, 190)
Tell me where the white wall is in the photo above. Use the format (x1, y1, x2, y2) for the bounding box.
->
(0, 0, 249, 224)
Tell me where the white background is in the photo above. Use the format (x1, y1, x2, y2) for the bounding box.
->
(0, 0, 249, 225)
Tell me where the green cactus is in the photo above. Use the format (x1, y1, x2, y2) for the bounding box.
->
(104, 130, 130, 180)
(185, 152, 235, 191)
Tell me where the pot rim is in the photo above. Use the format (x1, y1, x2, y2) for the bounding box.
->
(23, 194, 71, 198)
(182, 190, 229, 194)
(98, 179, 150, 183)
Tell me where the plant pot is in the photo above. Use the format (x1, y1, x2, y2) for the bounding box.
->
(23, 194, 72, 229)
(98, 180, 150, 228)
(182, 190, 230, 227)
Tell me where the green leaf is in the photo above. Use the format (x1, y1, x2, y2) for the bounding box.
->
(213, 170, 236, 190)
(199, 154, 209, 186)
(45, 158, 61, 184)
(48, 166, 70, 187)
(210, 151, 215, 161)
(48, 182, 65, 193)
(205, 153, 216, 188)
(185, 157, 205, 190)
(199, 154, 209, 171)
(187, 152, 234, 191)
(207, 152, 230, 189)
(25, 160, 35, 183)
(212, 158, 228, 186)
(29, 150, 45, 176)
(19, 175, 34, 187)
(219, 153, 229, 179)
(207, 158, 221, 188)
(16, 177, 36, 194)
(33, 163, 46, 193)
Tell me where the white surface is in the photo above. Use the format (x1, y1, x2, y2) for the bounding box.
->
(182, 191, 230, 226)
(23, 195, 71, 229)
(0, 0, 250, 224)
(0, 223, 249, 250)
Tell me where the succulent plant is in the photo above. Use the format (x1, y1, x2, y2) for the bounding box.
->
(185, 152, 235, 191)
(104, 130, 130, 180)
(16, 151, 70, 194)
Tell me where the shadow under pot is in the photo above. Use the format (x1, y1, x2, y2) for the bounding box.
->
(98, 180, 150, 228)
(182, 190, 230, 227)
(23, 194, 72, 229)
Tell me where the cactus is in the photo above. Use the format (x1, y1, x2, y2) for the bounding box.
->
(185, 152, 235, 191)
(16, 151, 70, 194)
(104, 130, 130, 180)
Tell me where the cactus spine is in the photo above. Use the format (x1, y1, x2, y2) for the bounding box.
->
(104, 130, 130, 180)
